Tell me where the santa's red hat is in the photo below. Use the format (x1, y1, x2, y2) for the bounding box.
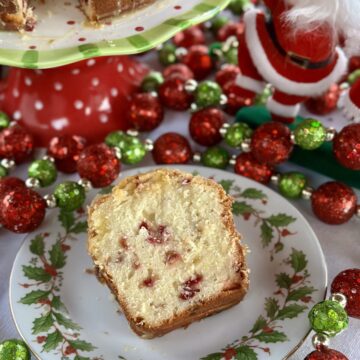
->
(342, 78, 360, 123)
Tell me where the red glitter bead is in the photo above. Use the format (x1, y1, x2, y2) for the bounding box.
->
(349, 56, 360, 73)
(305, 84, 340, 115)
(234, 153, 274, 184)
(128, 93, 164, 132)
(0, 177, 26, 198)
(0, 187, 46, 233)
(47, 135, 86, 173)
(181, 45, 214, 81)
(0, 125, 34, 164)
(251, 122, 293, 165)
(331, 268, 360, 318)
(163, 64, 194, 81)
(223, 81, 254, 115)
(304, 348, 348, 360)
(173, 26, 205, 49)
(189, 107, 225, 146)
(152, 133, 192, 164)
(77, 144, 120, 188)
(333, 123, 360, 170)
(217, 22, 245, 42)
(215, 65, 240, 89)
(158, 78, 193, 111)
(311, 182, 357, 225)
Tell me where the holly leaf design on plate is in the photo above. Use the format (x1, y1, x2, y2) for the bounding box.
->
(68, 340, 96, 351)
(236, 346, 258, 360)
(70, 221, 87, 234)
(43, 330, 63, 352)
(275, 273, 292, 289)
(250, 315, 267, 334)
(240, 188, 267, 201)
(218, 180, 234, 194)
(260, 221, 273, 247)
(51, 295, 66, 311)
(200, 353, 223, 360)
(53, 311, 82, 330)
(29, 235, 45, 256)
(32, 313, 54, 334)
(267, 214, 296, 227)
(49, 241, 66, 269)
(264, 298, 279, 320)
(74, 356, 91, 360)
(254, 330, 287, 343)
(290, 249, 307, 272)
(276, 304, 307, 320)
(19, 290, 50, 305)
(22, 265, 52, 282)
(232, 201, 255, 216)
(59, 209, 75, 232)
(287, 286, 316, 302)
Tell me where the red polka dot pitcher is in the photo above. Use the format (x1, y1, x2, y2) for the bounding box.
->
(0, 56, 148, 146)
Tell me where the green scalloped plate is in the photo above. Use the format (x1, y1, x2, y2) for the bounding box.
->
(0, 0, 230, 69)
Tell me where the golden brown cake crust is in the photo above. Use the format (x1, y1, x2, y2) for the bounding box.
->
(88, 168, 249, 339)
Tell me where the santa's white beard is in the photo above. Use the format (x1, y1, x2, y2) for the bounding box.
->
(285, 0, 360, 56)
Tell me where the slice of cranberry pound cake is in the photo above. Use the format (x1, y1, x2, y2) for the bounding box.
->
(88, 168, 249, 338)
(0, 0, 34, 30)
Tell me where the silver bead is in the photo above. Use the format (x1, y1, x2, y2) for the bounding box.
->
(271, 174, 280, 185)
(78, 178, 92, 192)
(25, 177, 40, 189)
(219, 123, 230, 137)
(144, 139, 154, 152)
(301, 186, 314, 200)
(42, 155, 55, 163)
(312, 333, 330, 350)
(126, 129, 139, 137)
(290, 133, 296, 144)
(44, 194, 57, 209)
(185, 79, 198, 93)
(356, 205, 360, 218)
(222, 36, 238, 52)
(190, 103, 198, 113)
(114, 147, 122, 160)
(1, 158, 15, 170)
(149, 91, 158, 98)
(240, 139, 251, 153)
(330, 292, 347, 308)
(229, 155, 237, 166)
(220, 94, 228, 106)
(340, 82, 350, 90)
(325, 127, 337, 142)
(193, 152, 202, 163)
(175, 47, 188, 59)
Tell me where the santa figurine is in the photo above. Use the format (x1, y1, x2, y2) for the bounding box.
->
(235, 0, 360, 123)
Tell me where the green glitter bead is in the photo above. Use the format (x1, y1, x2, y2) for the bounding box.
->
(225, 122, 253, 148)
(278, 172, 307, 199)
(0, 112, 10, 129)
(254, 86, 272, 106)
(195, 81, 223, 109)
(158, 43, 177, 66)
(294, 119, 326, 150)
(141, 71, 164, 92)
(0, 165, 8, 178)
(105, 131, 127, 148)
(28, 159, 57, 187)
(348, 69, 360, 85)
(121, 137, 146, 165)
(209, 42, 223, 60)
(0, 339, 31, 360)
(201, 147, 230, 169)
(210, 15, 229, 34)
(308, 300, 349, 337)
(228, 0, 251, 15)
(223, 46, 238, 65)
(54, 182, 86, 211)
